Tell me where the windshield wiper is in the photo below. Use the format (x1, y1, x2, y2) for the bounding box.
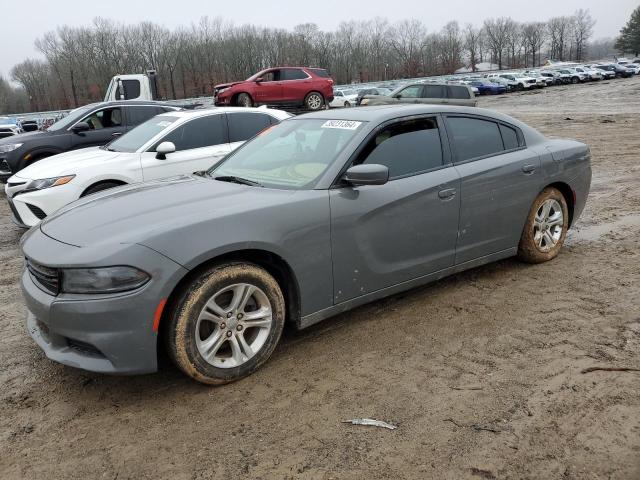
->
(214, 175, 263, 187)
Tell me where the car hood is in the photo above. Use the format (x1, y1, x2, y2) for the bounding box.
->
(10, 147, 117, 180)
(0, 130, 47, 145)
(214, 81, 242, 90)
(39, 175, 299, 248)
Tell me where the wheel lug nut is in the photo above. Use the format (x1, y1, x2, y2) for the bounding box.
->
(226, 331, 233, 337)
(227, 312, 233, 318)
(220, 323, 226, 329)
(237, 313, 243, 320)
(236, 325, 243, 331)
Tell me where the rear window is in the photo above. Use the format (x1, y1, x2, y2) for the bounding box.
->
(447, 116, 504, 162)
(499, 124, 520, 150)
(448, 86, 470, 99)
(122, 79, 141, 100)
(308, 68, 330, 78)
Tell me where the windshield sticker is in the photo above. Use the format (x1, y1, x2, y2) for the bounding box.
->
(321, 120, 362, 130)
(157, 121, 173, 127)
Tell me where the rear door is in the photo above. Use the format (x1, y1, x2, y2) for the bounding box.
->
(226, 111, 276, 151)
(140, 114, 230, 181)
(280, 68, 312, 103)
(330, 115, 460, 303)
(444, 114, 543, 264)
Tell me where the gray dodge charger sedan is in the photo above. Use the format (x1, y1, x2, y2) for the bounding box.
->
(20, 105, 591, 384)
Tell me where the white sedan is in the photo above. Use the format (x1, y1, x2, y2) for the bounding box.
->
(329, 89, 358, 108)
(5, 107, 291, 227)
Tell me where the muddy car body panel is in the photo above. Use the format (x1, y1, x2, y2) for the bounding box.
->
(20, 105, 591, 375)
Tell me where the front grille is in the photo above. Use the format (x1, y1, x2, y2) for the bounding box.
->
(26, 258, 60, 295)
(26, 203, 47, 220)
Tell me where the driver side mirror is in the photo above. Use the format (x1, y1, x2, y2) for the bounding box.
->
(71, 121, 90, 134)
(255, 77, 264, 83)
(394, 94, 402, 99)
(343, 164, 389, 186)
(155, 141, 176, 160)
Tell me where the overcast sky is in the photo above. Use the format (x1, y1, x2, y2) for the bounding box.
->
(2, 0, 637, 78)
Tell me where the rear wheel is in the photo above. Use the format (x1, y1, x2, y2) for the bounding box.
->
(344, 101, 351, 108)
(304, 92, 324, 111)
(166, 262, 285, 385)
(517, 187, 569, 264)
(516, 83, 524, 91)
(571, 76, 579, 84)
(236, 93, 253, 107)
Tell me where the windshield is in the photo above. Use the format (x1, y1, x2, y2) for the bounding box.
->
(107, 116, 179, 152)
(210, 119, 364, 189)
(46, 105, 94, 132)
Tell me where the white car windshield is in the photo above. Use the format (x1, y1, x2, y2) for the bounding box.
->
(107, 116, 180, 153)
(211, 119, 363, 189)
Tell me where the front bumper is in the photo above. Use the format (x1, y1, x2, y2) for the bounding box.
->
(0, 158, 13, 182)
(21, 230, 188, 375)
(5, 179, 82, 228)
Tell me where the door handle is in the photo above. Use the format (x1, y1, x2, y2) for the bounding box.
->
(438, 188, 456, 199)
(522, 164, 536, 174)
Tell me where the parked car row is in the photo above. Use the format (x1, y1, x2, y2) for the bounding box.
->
(14, 102, 591, 385)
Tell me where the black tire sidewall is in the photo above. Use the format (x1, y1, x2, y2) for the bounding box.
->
(168, 263, 285, 384)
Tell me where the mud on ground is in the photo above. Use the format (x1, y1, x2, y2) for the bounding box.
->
(1, 77, 639, 480)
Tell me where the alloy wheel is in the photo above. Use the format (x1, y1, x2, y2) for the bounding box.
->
(195, 283, 272, 368)
(533, 199, 564, 252)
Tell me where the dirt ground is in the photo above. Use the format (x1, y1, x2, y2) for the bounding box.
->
(1, 77, 639, 480)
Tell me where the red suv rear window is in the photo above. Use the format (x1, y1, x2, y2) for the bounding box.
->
(308, 68, 331, 78)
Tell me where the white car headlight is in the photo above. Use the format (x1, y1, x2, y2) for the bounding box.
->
(0, 143, 23, 153)
(29, 175, 75, 190)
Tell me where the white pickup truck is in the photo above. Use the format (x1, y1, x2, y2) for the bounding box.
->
(104, 70, 160, 102)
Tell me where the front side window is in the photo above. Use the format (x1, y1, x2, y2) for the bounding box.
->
(156, 114, 226, 152)
(398, 86, 422, 98)
(212, 119, 362, 189)
(258, 70, 279, 82)
(108, 116, 179, 153)
(354, 117, 443, 178)
(447, 116, 504, 162)
(83, 107, 123, 130)
(46, 105, 93, 132)
(228, 113, 274, 143)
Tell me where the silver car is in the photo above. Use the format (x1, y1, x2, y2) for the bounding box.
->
(360, 83, 476, 107)
(21, 105, 591, 384)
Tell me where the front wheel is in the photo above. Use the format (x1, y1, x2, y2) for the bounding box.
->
(517, 187, 569, 264)
(166, 263, 285, 385)
(304, 92, 325, 111)
(236, 93, 253, 107)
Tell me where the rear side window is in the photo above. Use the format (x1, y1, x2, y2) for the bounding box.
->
(356, 117, 443, 178)
(309, 68, 330, 78)
(281, 69, 309, 80)
(158, 114, 226, 151)
(227, 113, 274, 143)
(447, 117, 504, 162)
(423, 85, 446, 98)
(127, 106, 164, 126)
(499, 124, 520, 150)
(448, 86, 471, 99)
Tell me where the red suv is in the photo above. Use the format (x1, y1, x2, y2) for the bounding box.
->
(214, 67, 334, 111)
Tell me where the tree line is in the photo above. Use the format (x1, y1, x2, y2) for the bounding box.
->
(0, 9, 612, 114)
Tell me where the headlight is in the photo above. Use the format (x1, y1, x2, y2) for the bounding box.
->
(29, 175, 75, 190)
(61, 266, 150, 294)
(0, 143, 23, 153)
(360, 98, 370, 105)
(216, 87, 229, 95)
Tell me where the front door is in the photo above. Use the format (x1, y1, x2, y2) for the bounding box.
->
(253, 69, 283, 103)
(71, 106, 125, 149)
(330, 116, 460, 304)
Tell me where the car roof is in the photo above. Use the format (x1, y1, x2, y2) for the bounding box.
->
(156, 106, 291, 121)
(297, 105, 515, 124)
(90, 100, 181, 108)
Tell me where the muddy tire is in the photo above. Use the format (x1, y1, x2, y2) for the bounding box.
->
(304, 92, 324, 111)
(166, 262, 285, 385)
(517, 187, 569, 264)
(237, 93, 253, 107)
